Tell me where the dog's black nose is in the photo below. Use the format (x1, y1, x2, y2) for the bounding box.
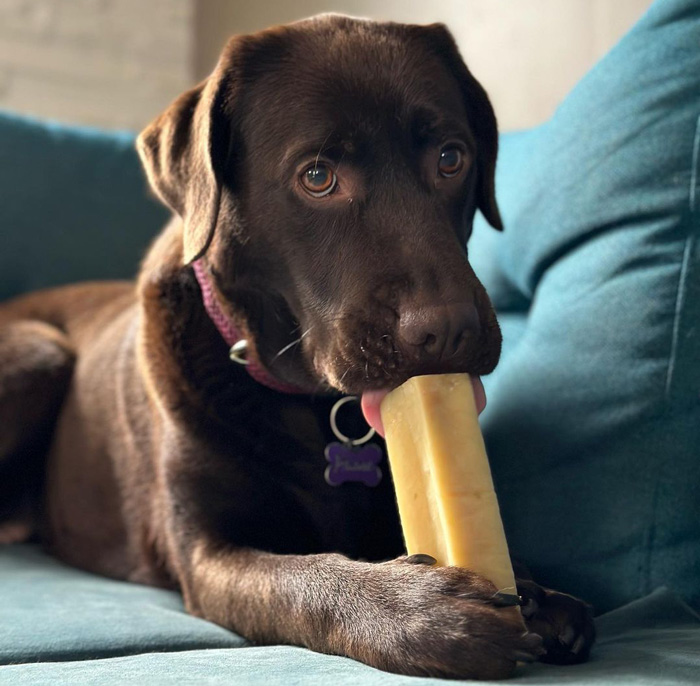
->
(396, 302, 481, 361)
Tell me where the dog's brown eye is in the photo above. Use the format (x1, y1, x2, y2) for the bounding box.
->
(300, 164, 337, 197)
(438, 147, 464, 177)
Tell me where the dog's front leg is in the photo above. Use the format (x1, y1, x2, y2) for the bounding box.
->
(159, 442, 543, 680)
(175, 542, 546, 679)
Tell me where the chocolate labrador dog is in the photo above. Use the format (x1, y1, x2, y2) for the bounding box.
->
(0, 15, 595, 679)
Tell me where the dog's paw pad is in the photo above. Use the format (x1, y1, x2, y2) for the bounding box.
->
(518, 584, 596, 665)
(539, 623, 593, 664)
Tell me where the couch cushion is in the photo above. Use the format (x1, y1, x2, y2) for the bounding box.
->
(0, 111, 168, 301)
(1, 545, 699, 685)
(0, 545, 243, 665)
(468, 0, 700, 613)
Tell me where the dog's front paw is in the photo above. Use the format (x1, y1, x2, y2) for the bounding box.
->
(517, 579, 595, 665)
(347, 555, 545, 680)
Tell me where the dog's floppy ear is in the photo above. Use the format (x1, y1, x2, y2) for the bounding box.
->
(137, 42, 239, 263)
(418, 24, 503, 231)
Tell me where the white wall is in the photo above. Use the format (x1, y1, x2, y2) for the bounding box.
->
(0, 0, 653, 132)
(196, 0, 653, 132)
(0, 0, 194, 131)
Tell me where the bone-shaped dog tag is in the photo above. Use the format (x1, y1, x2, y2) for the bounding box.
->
(324, 442, 383, 487)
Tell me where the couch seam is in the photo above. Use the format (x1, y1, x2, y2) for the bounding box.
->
(664, 114, 700, 400)
(665, 234, 693, 400)
(690, 113, 700, 212)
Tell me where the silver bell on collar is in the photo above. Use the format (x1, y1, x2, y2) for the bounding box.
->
(229, 339, 249, 365)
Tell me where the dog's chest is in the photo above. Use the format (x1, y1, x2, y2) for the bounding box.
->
(229, 395, 404, 562)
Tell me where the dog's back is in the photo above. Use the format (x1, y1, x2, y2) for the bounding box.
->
(0, 282, 136, 546)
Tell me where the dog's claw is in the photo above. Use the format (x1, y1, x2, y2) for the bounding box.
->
(571, 634, 587, 654)
(521, 595, 539, 618)
(560, 625, 576, 646)
(523, 631, 547, 655)
(492, 592, 522, 607)
(404, 554, 437, 566)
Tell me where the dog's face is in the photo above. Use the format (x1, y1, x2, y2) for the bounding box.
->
(138, 14, 502, 402)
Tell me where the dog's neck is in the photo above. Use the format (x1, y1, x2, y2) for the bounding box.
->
(192, 259, 306, 394)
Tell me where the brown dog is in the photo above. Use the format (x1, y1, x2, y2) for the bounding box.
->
(0, 15, 594, 679)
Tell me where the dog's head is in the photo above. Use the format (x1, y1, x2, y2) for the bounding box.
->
(137, 14, 502, 410)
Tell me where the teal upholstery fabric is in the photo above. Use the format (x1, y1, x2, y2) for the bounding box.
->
(2, 545, 699, 685)
(0, 546, 243, 665)
(469, 0, 700, 614)
(0, 110, 168, 301)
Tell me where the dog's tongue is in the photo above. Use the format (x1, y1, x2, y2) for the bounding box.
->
(361, 375, 486, 439)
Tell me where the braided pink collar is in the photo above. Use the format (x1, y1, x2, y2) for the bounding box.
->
(192, 259, 307, 394)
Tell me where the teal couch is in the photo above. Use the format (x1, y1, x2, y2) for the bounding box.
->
(1, 0, 699, 683)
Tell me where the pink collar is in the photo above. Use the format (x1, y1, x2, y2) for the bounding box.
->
(192, 259, 307, 394)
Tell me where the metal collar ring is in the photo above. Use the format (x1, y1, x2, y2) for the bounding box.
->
(330, 395, 376, 446)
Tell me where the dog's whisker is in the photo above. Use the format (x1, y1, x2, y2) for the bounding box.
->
(334, 148, 348, 176)
(314, 131, 334, 169)
(270, 337, 303, 363)
(269, 327, 313, 364)
(337, 365, 357, 387)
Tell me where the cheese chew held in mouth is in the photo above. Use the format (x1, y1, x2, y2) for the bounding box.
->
(381, 373, 522, 616)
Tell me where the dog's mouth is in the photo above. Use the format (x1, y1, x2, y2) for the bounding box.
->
(359, 375, 487, 438)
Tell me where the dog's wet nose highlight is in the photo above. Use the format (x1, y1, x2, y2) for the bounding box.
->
(396, 302, 481, 362)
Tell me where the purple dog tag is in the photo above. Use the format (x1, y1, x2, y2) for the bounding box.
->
(324, 442, 383, 487)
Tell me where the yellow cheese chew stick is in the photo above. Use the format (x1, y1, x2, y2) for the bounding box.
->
(381, 373, 521, 610)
